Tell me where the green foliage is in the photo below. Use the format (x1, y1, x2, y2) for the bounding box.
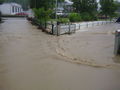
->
(100, 0, 118, 18)
(33, 8, 52, 24)
(69, 13, 82, 22)
(0, 0, 4, 4)
(30, 0, 64, 10)
(72, 0, 98, 14)
(82, 12, 98, 21)
(58, 18, 70, 23)
(71, 0, 98, 21)
(81, 12, 93, 21)
(68, 12, 98, 22)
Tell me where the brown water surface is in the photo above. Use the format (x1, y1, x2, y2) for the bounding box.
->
(0, 18, 120, 90)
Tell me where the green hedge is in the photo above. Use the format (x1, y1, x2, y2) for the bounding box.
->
(81, 12, 92, 21)
(58, 18, 70, 23)
(68, 12, 98, 22)
(69, 13, 82, 22)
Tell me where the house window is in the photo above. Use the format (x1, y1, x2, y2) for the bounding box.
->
(12, 6, 14, 13)
(18, 8, 20, 13)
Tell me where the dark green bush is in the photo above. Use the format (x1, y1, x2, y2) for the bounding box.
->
(81, 12, 92, 21)
(90, 13, 98, 21)
(81, 12, 98, 21)
(69, 13, 82, 22)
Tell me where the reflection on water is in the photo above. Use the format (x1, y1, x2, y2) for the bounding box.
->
(0, 18, 120, 90)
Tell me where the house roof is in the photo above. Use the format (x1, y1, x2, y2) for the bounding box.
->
(65, 0, 73, 5)
(1, 2, 22, 7)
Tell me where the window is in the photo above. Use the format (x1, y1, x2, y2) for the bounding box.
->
(12, 6, 14, 13)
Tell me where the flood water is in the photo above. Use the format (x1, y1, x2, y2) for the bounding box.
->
(0, 18, 120, 90)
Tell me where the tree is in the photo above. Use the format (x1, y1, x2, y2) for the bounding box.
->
(33, 8, 52, 28)
(30, 0, 64, 10)
(0, 0, 4, 4)
(72, 0, 98, 14)
(100, 0, 118, 18)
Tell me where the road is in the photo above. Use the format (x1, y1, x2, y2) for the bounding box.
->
(0, 18, 120, 90)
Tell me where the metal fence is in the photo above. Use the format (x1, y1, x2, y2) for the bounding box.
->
(75, 21, 114, 30)
(47, 20, 114, 35)
(51, 24, 76, 35)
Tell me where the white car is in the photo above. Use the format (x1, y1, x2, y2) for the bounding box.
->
(56, 11, 63, 16)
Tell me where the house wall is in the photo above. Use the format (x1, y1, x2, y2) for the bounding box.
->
(0, 3, 23, 15)
(0, 4, 11, 15)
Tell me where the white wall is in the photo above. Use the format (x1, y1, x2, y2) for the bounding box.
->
(0, 3, 23, 15)
(0, 4, 11, 15)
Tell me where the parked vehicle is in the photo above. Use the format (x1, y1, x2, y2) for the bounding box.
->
(56, 11, 63, 16)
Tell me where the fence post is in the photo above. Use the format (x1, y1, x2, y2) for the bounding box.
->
(52, 24, 54, 35)
(87, 23, 89, 28)
(97, 22, 99, 26)
(74, 24, 76, 33)
(69, 23, 71, 34)
(92, 22, 94, 27)
(79, 24, 80, 29)
(57, 22, 60, 36)
(102, 21, 104, 25)
(114, 30, 120, 55)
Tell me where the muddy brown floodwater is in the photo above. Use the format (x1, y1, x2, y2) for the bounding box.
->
(0, 18, 120, 90)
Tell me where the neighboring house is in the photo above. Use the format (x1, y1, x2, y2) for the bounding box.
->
(0, 3, 23, 15)
(57, 0, 73, 14)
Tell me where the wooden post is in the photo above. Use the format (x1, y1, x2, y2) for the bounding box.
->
(57, 23, 60, 36)
(52, 24, 54, 35)
(114, 30, 120, 55)
(69, 23, 71, 34)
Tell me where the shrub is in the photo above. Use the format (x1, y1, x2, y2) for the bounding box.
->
(33, 8, 52, 28)
(90, 13, 98, 21)
(58, 18, 70, 23)
(81, 12, 92, 21)
(81, 12, 98, 21)
(69, 13, 82, 22)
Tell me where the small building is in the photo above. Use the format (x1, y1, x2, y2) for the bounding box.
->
(0, 3, 23, 15)
(57, 0, 73, 16)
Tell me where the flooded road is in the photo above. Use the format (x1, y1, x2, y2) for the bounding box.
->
(0, 18, 120, 90)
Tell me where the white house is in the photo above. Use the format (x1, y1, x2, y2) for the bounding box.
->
(0, 3, 23, 15)
(57, 0, 73, 13)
